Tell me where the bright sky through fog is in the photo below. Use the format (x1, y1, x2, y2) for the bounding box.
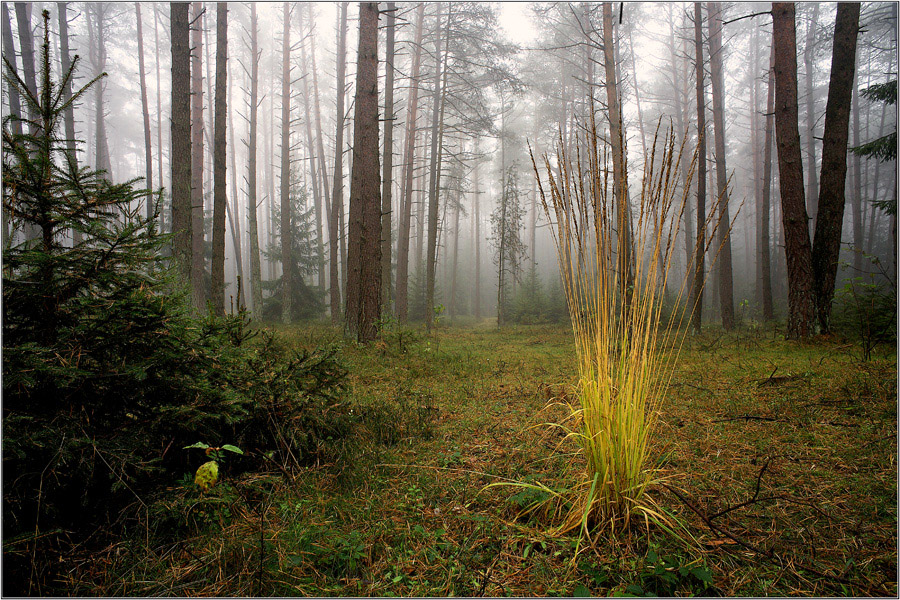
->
(498, 2, 539, 46)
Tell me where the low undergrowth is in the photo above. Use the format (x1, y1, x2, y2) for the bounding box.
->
(25, 323, 899, 597)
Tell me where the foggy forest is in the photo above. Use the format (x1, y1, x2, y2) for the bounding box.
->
(2, 1, 897, 596)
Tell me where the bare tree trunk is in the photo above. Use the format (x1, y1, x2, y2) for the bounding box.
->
(396, 2, 425, 323)
(3, 4, 23, 139)
(449, 163, 462, 322)
(307, 6, 330, 293)
(473, 146, 482, 320)
(154, 5, 164, 203)
(381, 1, 396, 313)
(298, 5, 326, 293)
(760, 36, 776, 321)
(226, 32, 244, 309)
(57, 4, 76, 162)
(425, 3, 450, 333)
(811, 2, 859, 333)
(330, 2, 348, 324)
(190, 1, 205, 311)
(170, 2, 193, 289)
(707, 1, 735, 330)
(804, 3, 819, 229)
(690, 1, 707, 333)
(210, 2, 228, 315)
(15, 3, 37, 125)
(772, 2, 815, 339)
(246, 3, 263, 313)
(88, 3, 111, 175)
(850, 68, 864, 274)
(668, 10, 694, 279)
(278, 2, 293, 323)
(345, 1, 382, 343)
(136, 3, 153, 220)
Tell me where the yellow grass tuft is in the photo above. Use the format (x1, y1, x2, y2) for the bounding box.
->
(512, 112, 725, 544)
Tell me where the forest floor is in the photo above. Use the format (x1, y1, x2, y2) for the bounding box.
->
(76, 322, 896, 597)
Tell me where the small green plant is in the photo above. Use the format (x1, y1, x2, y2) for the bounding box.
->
(832, 271, 896, 360)
(183, 442, 244, 492)
(618, 550, 715, 597)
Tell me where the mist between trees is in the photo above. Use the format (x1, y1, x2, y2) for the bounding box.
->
(3, 1, 896, 341)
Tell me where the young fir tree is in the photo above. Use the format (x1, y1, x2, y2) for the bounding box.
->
(491, 165, 527, 326)
(263, 169, 325, 322)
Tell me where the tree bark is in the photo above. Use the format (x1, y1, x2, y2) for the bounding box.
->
(247, 3, 263, 314)
(153, 4, 164, 204)
(706, 1, 735, 329)
(190, 1, 205, 311)
(226, 22, 244, 310)
(210, 2, 228, 315)
(425, 3, 450, 333)
(811, 2, 859, 332)
(850, 67, 864, 274)
(15, 3, 37, 127)
(396, 2, 425, 323)
(136, 3, 153, 219)
(330, 2, 348, 324)
(760, 36, 776, 321)
(298, 5, 326, 293)
(345, 1, 382, 343)
(690, 2, 707, 333)
(88, 3, 111, 175)
(772, 2, 815, 339)
(170, 2, 193, 289)
(307, 6, 331, 293)
(279, 1, 292, 323)
(803, 3, 819, 229)
(381, 1, 396, 313)
(57, 3, 76, 163)
(3, 4, 23, 138)
(473, 144, 482, 320)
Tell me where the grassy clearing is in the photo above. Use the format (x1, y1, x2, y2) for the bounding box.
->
(67, 322, 896, 597)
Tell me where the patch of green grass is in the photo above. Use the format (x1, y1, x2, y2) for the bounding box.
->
(57, 323, 896, 597)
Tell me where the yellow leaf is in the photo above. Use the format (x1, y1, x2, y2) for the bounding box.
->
(194, 461, 218, 492)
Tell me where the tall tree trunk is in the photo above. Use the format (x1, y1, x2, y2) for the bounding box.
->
(279, 2, 292, 323)
(381, 1, 396, 313)
(247, 3, 263, 313)
(690, 1, 707, 333)
(449, 166, 462, 322)
(307, 6, 331, 293)
(190, 1, 205, 311)
(804, 3, 819, 229)
(473, 146, 482, 320)
(298, 5, 326, 293)
(136, 3, 153, 219)
(602, 2, 632, 299)
(170, 2, 193, 289)
(210, 2, 228, 315)
(330, 2, 348, 324)
(760, 36, 776, 321)
(425, 3, 450, 333)
(15, 3, 37, 126)
(772, 1, 815, 339)
(154, 4, 164, 205)
(396, 2, 425, 323)
(668, 10, 694, 280)
(57, 3, 76, 162)
(850, 68, 864, 274)
(3, 4, 23, 138)
(226, 31, 244, 309)
(706, 1, 735, 330)
(811, 3, 859, 333)
(89, 3, 111, 175)
(345, 1, 382, 343)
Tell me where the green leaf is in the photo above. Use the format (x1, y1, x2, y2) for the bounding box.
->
(183, 442, 210, 450)
(221, 444, 244, 455)
(690, 567, 713, 585)
(573, 583, 591, 597)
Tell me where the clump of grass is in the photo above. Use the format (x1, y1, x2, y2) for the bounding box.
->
(508, 113, 725, 542)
